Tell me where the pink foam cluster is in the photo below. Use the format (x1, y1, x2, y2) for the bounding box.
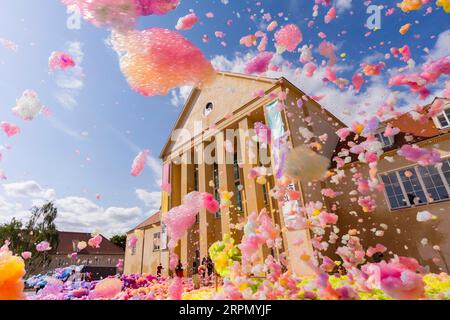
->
(162, 192, 219, 249)
(48, 51, 76, 70)
(389, 56, 450, 99)
(62, 0, 180, 29)
(131, 149, 149, 177)
(275, 24, 302, 52)
(244, 51, 274, 74)
(88, 234, 103, 248)
(397, 144, 441, 166)
(0, 122, 21, 138)
(175, 13, 199, 30)
(362, 257, 425, 300)
(111, 28, 215, 96)
(318, 41, 337, 66)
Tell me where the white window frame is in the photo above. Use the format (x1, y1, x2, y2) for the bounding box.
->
(375, 131, 394, 148)
(379, 157, 450, 211)
(432, 107, 450, 129)
(153, 232, 161, 252)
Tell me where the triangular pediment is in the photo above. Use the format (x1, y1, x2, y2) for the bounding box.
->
(160, 72, 279, 158)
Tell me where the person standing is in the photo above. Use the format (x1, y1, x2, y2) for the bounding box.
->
(192, 260, 200, 290)
(206, 256, 214, 277)
(157, 263, 164, 277)
(175, 259, 184, 278)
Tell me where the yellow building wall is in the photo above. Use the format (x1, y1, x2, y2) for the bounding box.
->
(142, 226, 162, 275)
(124, 231, 144, 275)
(326, 138, 450, 273)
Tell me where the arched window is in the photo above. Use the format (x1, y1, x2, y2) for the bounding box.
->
(204, 102, 214, 116)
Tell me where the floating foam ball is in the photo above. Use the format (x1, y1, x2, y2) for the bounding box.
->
(0, 122, 21, 138)
(131, 149, 149, 177)
(0, 246, 25, 300)
(284, 146, 330, 182)
(12, 90, 43, 121)
(111, 28, 215, 96)
(48, 51, 75, 70)
(175, 13, 198, 30)
(77, 241, 87, 251)
(275, 24, 302, 52)
(244, 51, 274, 74)
(436, 0, 450, 12)
(62, 0, 180, 29)
(92, 277, 123, 299)
(36, 241, 52, 252)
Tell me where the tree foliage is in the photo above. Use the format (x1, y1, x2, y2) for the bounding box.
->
(110, 234, 127, 250)
(0, 202, 59, 274)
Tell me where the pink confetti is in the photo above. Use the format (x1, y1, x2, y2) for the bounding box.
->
(36, 241, 51, 252)
(303, 62, 317, 77)
(0, 122, 21, 138)
(324, 7, 336, 23)
(48, 51, 75, 70)
(352, 73, 364, 92)
(244, 51, 274, 74)
(131, 149, 149, 177)
(175, 13, 199, 31)
(318, 41, 337, 66)
(397, 145, 441, 166)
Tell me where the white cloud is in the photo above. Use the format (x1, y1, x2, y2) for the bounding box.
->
(0, 196, 27, 224)
(3, 181, 56, 200)
(53, 41, 84, 110)
(136, 189, 161, 210)
(211, 53, 246, 73)
(336, 0, 353, 12)
(0, 181, 147, 236)
(425, 29, 450, 60)
(170, 86, 193, 107)
(54, 196, 145, 236)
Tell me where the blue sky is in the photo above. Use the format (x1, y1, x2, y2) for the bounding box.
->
(0, 0, 448, 236)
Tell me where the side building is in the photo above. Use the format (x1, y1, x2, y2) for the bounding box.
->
(124, 212, 163, 275)
(48, 231, 124, 279)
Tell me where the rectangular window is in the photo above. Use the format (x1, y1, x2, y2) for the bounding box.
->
(213, 163, 221, 219)
(380, 172, 408, 209)
(417, 165, 449, 201)
(153, 232, 161, 251)
(375, 132, 394, 148)
(441, 159, 450, 186)
(380, 159, 450, 210)
(194, 165, 199, 191)
(233, 153, 243, 212)
(398, 168, 427, 205)
(434, 108, 450, 129)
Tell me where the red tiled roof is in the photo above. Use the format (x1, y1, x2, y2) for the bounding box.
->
(128, 212, 161, 234)
(54, 231, 124, 255)
(330, 98, 450, 168)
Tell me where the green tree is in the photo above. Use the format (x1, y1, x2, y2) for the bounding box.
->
(0, 202, 59, 274)
(110, 234, 127, 250)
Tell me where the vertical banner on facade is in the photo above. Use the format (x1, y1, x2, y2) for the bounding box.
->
(162, 163, 171, 193)
(265, 100, 299, 224)
(160, 163, 170, 251)
(265, 100, 287, 179)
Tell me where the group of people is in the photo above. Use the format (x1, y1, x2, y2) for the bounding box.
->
(192, 256, 215, 289)
(155, 256, 215, 290)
